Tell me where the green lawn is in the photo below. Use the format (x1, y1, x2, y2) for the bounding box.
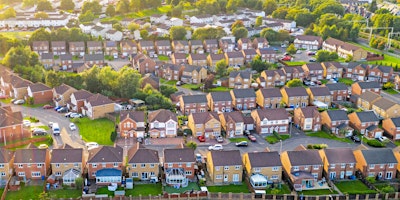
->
(0, 98, 12, 104)
(266, 184, 291, 194)
(284, 61, 307, 66)
(348, 42, 400, 66)
(125, 183, 162, 196)
(206, 86, 231, 92)
(335, 180, 376, 194)
(181, 83, 202, 90)
(33, 134, 53, 147)
(229, 137, 249, 143)
(6, 183, 43, 200)
(164, 182, 199, 194)
(0, 31, 33, 40)
(158, 55, 170, 61)
(23, 103, 46, 108)
(48, 189, 82, 199)
(102, 5, 172, 22)
(74, 117, 115, 145)
(374, 183, 395, 193)
(265, 134, 290, 144)
(384, 88, 399, 95)
(306, 131, 353, 143)
(338, 78, 354, 86)
(299, 189, 338, 195)
(207, 184, 249, 193)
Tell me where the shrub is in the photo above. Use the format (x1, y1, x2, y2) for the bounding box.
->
(110, 131, 117, 142)
(307, 144, 328, 149)
(366, 139, 385, 147)
(380, 185, 395, 193)
(366, 177, 376, 184)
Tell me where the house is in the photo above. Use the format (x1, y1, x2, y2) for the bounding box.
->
(337, 42, 368, 61)
(307, 87, 331, 107)
(138, 40, 155, 57)
(237, 38, 252, 50)
(382, 117, 400, 140)
(84, 54, 104, 67)
(148, 109, 178, 138)
(180, 94, 208, 115)
(230, 88, 256, 110)
(320, 110, 353, 136)
(251, 108, 289, 134)
(10, 75, 32, 100)
(260, 69, 286, 88)
(242, 49, 258, 64)
(32, 41, 49, 55)
(281, 87, 309, 108)
(86, 41, 103, 54)
(207, 92, 233, 112)
(203, 39, 219, 54)
(155, 40, 172, 56)
(293, 35, 322, 50)
(51, 41, 66, 55)
(68, 89, 93, 113)
(188, 111, 221, 139)
(163, 148, 196, 187)
(293, 106, 321, 131)
(87, 146, 123, 184)
(0, 68, 12, 96)
(394, 74, 400, 90)
(172, 40, 190, 54)
(353, 149, 397, 180)
(207, 53, 224, 71)
(126, 145, 159, 181)
(256, 88, 282, 109)
(321, 62, 344, 79)
(345, 62, 369, 81)
(0, 148, 14, 180)
(120, 40, 138, 58)
(82, 93, 115, 120)
(302, 63, 324, 81)
(132, 54, 157, 75)
(348, 111, 382, 138)
(189, 40, 204, 54)
(219, 111, 245, 138)
(14, 149, 50, 180)
(242, 151, 282, 188)
(188, 54, 207, 66)
(160, 64, 183, 81)
(50, 147, 83, 185)
(219, 39, 235, 52)
(0, 106, 26, 143)
(181, 65, 207, 84)
(368, 65, 393, 83)
(59, 53, 73, 70)
(282, 66, 305, 80)
(171, 53, 187, 65)
(280, 150, 324, 191)
(225, 51, 245, 67)
(207, 150, 242, 184)
(119, 111, 146, 138)
(40, 53, 54, 69)
(27, 83, 53, 104)
(252, 37, 269, 49)
(351, 81, 381, 96)
(325, 83, 349, 101)
(104, 41, 118, 58)
(319, 148, 356, 180)
(105, 29, 123, 41)
(69, 41, 85, 57)
(228, 70, 252, 89)
(371, 97, 400, 119)
(256, 48, 277, 63)
(52, 84, 76, 107)
(141, 73, 160, 90)
(357, 91, 381, 110)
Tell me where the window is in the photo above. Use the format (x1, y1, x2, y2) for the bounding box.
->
(380, 164, 385, 169)
(293, 166, 299, 171)
(74, 163, 79, 168)
(18, 172, 25, 176)
(368, 172, 375, 177)
(341, 163, 345, 169)
(271, 175, 278, 180)
(185, 171, 192, 175)
(216, 175, 222, 179)
(369, 164, 375, 169)
(224, 166, 229, 170)
(132, 164, 137, 168)
(132, 172, 138, 177)
(313, 165, 319, 170)
(141, 164, 146, 168)
(55, 164, 60, 168)
(168, 163, 173, 168)
(312, 173, 318, 179)
(92, 163, 97, 168)
(235, 165, 240, 170)
(0, 172, 5, 176)
(330, 164, 335, 169)
(254, 168, 260, 172)
(350, 163, 354, 168)
(150, 164, 155, 168)
(389, 163, 395, 168)
(272, 167, 279, 171)
(0, 164, 4, 168)
(55, 172, 61, 176)
(178, 163, 182, 167)
(18, 164, 23, 168)
(150, 172, 155, 176)
(216, 166, 220, 171)
(31, 172, 41, 177)
(186, 163, 191, 167)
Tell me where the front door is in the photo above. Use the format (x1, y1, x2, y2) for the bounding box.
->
(224, 174, 228, 182)
(142, 172, 148, 180)
(230, 130, 234, 138)
(386, 172, 393, 179)
(160, 131, 165, 138)
(233, 174, 239, 182)
(329, 172, 336, 180)
(340, 171, 345, 179)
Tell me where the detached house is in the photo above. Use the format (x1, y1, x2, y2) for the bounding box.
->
(119, 111, 146, 138)
(260, 69, 286, 88)
(0, 106, 25, 143)
(87, 146, 123, 185)
(293, 106, 321, 131)
(307, 87, 331, 106)
(325, 83, 349, 102)
(345, 62, 369, 81)
(321, 110, 353, 136)
(351, 81, 381, 96)
(53, 84, 76, 107)
(188, 54, 207, 66)
(69, 42, 85, 57)
(51, 148, 83, 185)
(255, 88, 282, 109)
(68, 89, 93, 113)
(281, 87, 309, 108)
(293, 35, 322, 50)
(180, 94, 208, 115)
(368, 65, 393, 83)
(372, 97, 400, 119)
(348, 111, 382, 138)
(207, 91, 233, 112)
(10, 75, 32, 100)
(243, 151, 282, 188)
(181, 65, 207, 84)
(251, 108, 289, 134)
(188, 111, 221, 139)
(228, 70, 252, 89)
(207, 150, 243, 184)
(82, 93, 115, 120)
(132, 54, 157, 75)
(357, 91, 381, 110)
(354, 149, 397, 180)
(0, 148, 14, 180)
(163, 148, 196, 187)
(219, 111, 245, 138)
(382, 117, 400, 140)
(51, 41, 66, 55)
(321, 62, 344, 79)
(32, 41, 49, 55)
(27, 83, 53, 104)
(127, 145, 159, 181)
(319, 148, 356, 180)
(148, 109, 178, 138)
(14, 149, 50, 180)
(230, 88, 256, 110)
(120, 40, 138, 58)
(172, 40, 189, 54)
(302, 63, 324, 81)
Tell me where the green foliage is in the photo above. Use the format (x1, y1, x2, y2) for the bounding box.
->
(2, 46, 40, 69)
(140, 29, 149, 40)
(315, 50, 338, 62)
(110, 131, 117, 142)
(34, 11, 49, 19)
(106, 5, 116, 16)
(286, 79, 303, 88)
(82, 0, 102, 15)
(307, 143, 328, 149)
(255, 16, 263, 27)
(272, 7, 288, 19)
(60, 0, 75, 10)
(368, 0, 377, 12)
(79, 11, 95, 23)
(260, 28, 279, 42)
(169, 26, 186, 40)
(366, 139, 386, 147)
(286, 44, 297, 54)
(116, 0, 130, 14)
(250, 55, 273, 72)
(215, 59, 228, 76)
(366, 177, 376, 184)
(379, 185, 395, 193)
(383, 82, 394, 90)
(263, 0, 277, 15)
(192, 27, 227, 40)
(186, 141, 197, 150)
(127, 22, 140, 32)
(37, 0, 53, 11)
(160, 85, 178, 97)
(232, 27, 248, 40)
(231, 20, 244, 30)
(0, 7, 16, 20)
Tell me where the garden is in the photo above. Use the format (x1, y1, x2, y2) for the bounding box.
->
(72, 117, 115, 145)
(335, 180, 376, 194)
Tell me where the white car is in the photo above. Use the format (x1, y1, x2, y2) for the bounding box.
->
(23, 120, 31, 127)
(70, 113, 82, 118)
(65, 112, 73, 117)
(378, 136, 389, 142)
(13, 99, 25, 105)
(69, 123, 77, 131)
(208, 144, 223, 151)
(86, 142, 99, 150)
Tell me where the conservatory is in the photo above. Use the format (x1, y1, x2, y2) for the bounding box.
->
(250, 174, 268, 189)
(63, 168, 81, 185)
(165, 168, 188, 187)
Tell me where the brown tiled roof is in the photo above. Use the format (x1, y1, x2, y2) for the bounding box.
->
(189, 53, 207, 60)
(29, 83, 51, 93)
(148, 109, 177, 123)
(371, 97, 397, 111)
(128, 146, 159, 163)
(231, 88, 256, 98)
(359, 91, 381, 103)
(322, 62, 343, 69)
(210, 150, 242, 166)
(120, 40, 137, 47)
(340, 42, 361, 51)
(242, 49, 257, 55)
(259, 88, 282, 98)
(173, 40, 188, 46)
(226, 51, 244, 58)
(164, 148, 195, 163)
(69, 41, 85, 48)
(298, 106, 318, 118)
(286, 150, 322, 165)
(191, 112, 219, 124)
(355, 81, 380, 89)
(323, 148, 356, 164)
(139, 40, 154, 47)
(32, 41, 49, 47)
(209, 53, 225, 61)
(304, 63, 324, 71)
(282, 66, 304, 73)
(209, 91, 232, 102)
(120, 111, 145, 123)
(14, 149, 47, 163)
(88, 146, 123, 163)
(247, 151, 281, 167)
(204, 39, 218, 45)
(239, 38, 250, 43)
(155, 40, 170, 46)
(54, 83, 75, 94)
(172, 53, 186, 59)
(11, 75, 32, 88)
(309, 87, 330, 96)
(86, 93, 114, 106)
(87, 41, 102, 47)
(0, 106, 23, 128)
(51, 148, 82, 163)
(222, 111, 244, 123)
(253, 108, 289, 120)
(283, 87, 308, 97)
(72, 89, 93, 100)
(0, 148, 14, 163)
(190, 40, 202, 46)
(51, 41, 66, 48)
(295, 35, 322, 43)
(324, 37, 344, 46)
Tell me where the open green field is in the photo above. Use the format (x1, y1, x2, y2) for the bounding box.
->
(125, 183, 162, 196)
(0, 32, 33, 40)
(335, 180, 376, 194)
(101, 5, 172, 22)
(74, 118, 115, 145)
(207, 184, 249, 193)
(348, 42, 400, 66)
(47, 189, 82, 199)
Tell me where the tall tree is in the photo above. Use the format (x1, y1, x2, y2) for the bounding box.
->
(215, 59, 227, 76)
(60, 0, 75, 10)
(116, 0, 130, 14)
(169, 26, 186, 40)
(232, 27, 248, 40)
(34, 12, 49, 19)
(368, 0, 377, 13)
(263, 0, 277, 15)
(37, 0, 53, 11)
(82, 0, 102, 15)
(255, 16, 263, 27)
(231, 20, 244, 30)
(1, 7, 16, 19)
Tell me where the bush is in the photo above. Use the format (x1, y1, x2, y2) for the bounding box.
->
(307, 144, 328, 149)
(366, 177, 376, 184)
(110, 131, 117, 142)
(366, 139, 385, 147)
(29, 116, 39, 123)
(380, 185, 395, 193)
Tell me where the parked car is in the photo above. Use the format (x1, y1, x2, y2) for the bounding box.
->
(38, 144, 49, 149)
(57, 107, 68, 113)
(195, 153, 202, 162)
(216, 136, 224, 143)
(42, 104, 54, 109)
(23, 120, 31, 127)
(314, 80, 322, 85)
(247, 134, 257, 142)
(208, 144, 223, 151)
(69, 123, 77, 131)
(235, 141, 248, 147)
(378, 136, 389, 142)
(54, 106, 62, 111)
(197, 135, 206, 142)
(351, 135, 361, 143)
(307, 51, 316, 56)
(13, 99, 25, 105)
(281, 56, 292, 61)
(65, 112, 73, 117)
(309, 58, 316, 62)
(32, 128, 47, 136)
(281, 43, 287, 48)
(70, 113, 83, 118)
(243, 130, 250, 136)
(86, 142, 99, 150)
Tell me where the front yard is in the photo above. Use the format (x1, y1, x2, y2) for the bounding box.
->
(6, 184, 43, 200)
(306, 131, 352, 143)
(384, 88, 399, 95)
(207, 183, 249, 193)
(265, 134, 290, 144)
(181, 83, 202, 90)
(73, 117, 115, 145)
(335, 180, 376, 194)
(229, 137, 249, 143)
(47, 188, 82, 199)
(158, 55, 170, 61)
(206, 86, 231, 92)
(338, 78, 354, 86)
(125, 183, 162, 196)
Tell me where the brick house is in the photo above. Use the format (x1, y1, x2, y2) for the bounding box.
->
(225, 51, 245, 67)
(351, 81, 381, 96)
(325, 83, 349, 102)
(251, 108, 289, 134)
(188, 111, 221, 139)
(60, 53, 73, 70)
(293, 35, 322, 50)
(207, 91, 233, 112)
(382, 117, 400, 141)
(354, 149, 397, 180)
(155, 40, 172, 56)
(87, 146, 123, 184)
(119, 111, 146, 138)
(357, 91, 381, 110)
(256, 48, 277, 63)
(282, 66, 305, 80)
(189, 40, 204, 54)
(82, 93, 115, 120)
(345, 62, 369, 81)
(163, 148, 196, 186)
(260, 69, 286, 88)
(207, 150, 242, 184)
(242, 151, 282, 185)
(293, 106, 321, 131)
(0, 106, 26, 144)
(219, 39, 235, 52)
(138, 40, 155, 57)
(242, 49, 258, 64)
(319, 148, 356, 180)
(68, 89, 93, 113)
(32, 41, 49, 55)
(320, 110, 353, 136)
(237, 38, 252, 50)
(10, 75, 32, 100)
(86, 41, 103, 54)
(172, 40, 190, 54)
(255, 88, 282, 109)
(180, 94, 208, 115)
(307, 87, 332, 106)
(281, 87, 309, 108)
(368, 65, 393, 83)
(51, 147, 83, 185)
(160, 64, 183, 81)
(69, 41, 85, 57)
(126, 145, 159, 181)
(132, 55, 157, 75)
(230, 89, 256, 110)
(51, 41, 66, 55)
(148, 109, 178, 138)
(371, 97, 400, 119)
(252, 37, 269, 49)
(141, 73, 160, 90)
(207, 53, 225, 70)
(52, 83, 76, 107)
(348, 111, 382, 138)
(84, 54, 104, 67)
(181, 65, 207, 84)
(187, 54, 207, 66)
(219, 111, 245, 138)
(228, 70, 252, 89)
(14, 149, 50, 180)
(0, 148, 14, 180)
(321, 62, 344, 79)
(104, 41, 118, 57)
(120, 40, 138, 58)
(203, 39, 219, 53)
(40, 53, 54, 69)
(27, 83, 53, 104)
(302, 63, 324, 81)
(171, 53, 187, 65)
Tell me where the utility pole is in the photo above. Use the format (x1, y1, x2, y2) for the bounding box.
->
(361, 27, 394, 42)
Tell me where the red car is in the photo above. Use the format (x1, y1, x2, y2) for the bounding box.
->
(281, 56, 292, 61)
(247, 134, 257, 142)
(197, 136, 206, 142)
(42, 104, 54, 109)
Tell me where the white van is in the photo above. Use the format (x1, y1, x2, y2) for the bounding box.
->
(52, 123, 60, 136)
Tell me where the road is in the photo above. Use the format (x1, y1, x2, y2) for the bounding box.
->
(381, 91, 400, 104)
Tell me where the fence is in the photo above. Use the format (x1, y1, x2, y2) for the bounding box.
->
(3, 137, 48, 149)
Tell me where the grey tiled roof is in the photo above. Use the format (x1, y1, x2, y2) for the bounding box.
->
(354, 111, 379, 122)
(361, 149, 397, 164)
(210, 150, 242, 166)
(287, 150, 322, 166)
(326, 110, 349, 121)
(247, 151, 282, 167)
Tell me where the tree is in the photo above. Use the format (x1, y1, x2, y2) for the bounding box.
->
(250, 55, 272, 72)
(255, 16, 263, 27)
(313, 1, 345, 17)
(286, 44, 297, 55)
(82, 0, 102, 15)
(140, 29, 148, 40)
(113, 23, 123, 31)
(271, 6, 288, 19)
(232, 27, 248, 40)
(186, 141, 197, 150)
(169, 26, 186, 40)
(286, 79, 303, 87)
(204, 74, 215, 89)
(171, 5, 182, 17)
(75, 177, 84, 189)
(192, 27, 227, 40)
(79, 11, 95, 23)
(37, 0, 53, 11)
(2, 46, 38, 68)
(231, 20, 244, 30)
(260, 28, 278, 41)
(215, 59, 227, 76)
(315, 50, 338, 62)
(34, 12, 48, 19)
(1, 7, 16, 19)
(105, 5, 116, 16)
(45, 70, 61, 88)
(118, 67, 141, 98)
(130, 0, 142, 12)
(60, 0, 75, 10)
(263, 0, 277, 15)
(116, 0, 130, 14)
(383, 82, 395, 90)
(226, 0, 237, 13)
(22, 0, 35, 8)
(368, 0, 377, 13)
(160, 85, 177, 97)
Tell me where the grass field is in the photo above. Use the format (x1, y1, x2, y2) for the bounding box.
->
(74, 118, 115, 145)
(266, 184, 291, 194)
(306, 131, 352, 143)
(6, 183, 43, 200)
(338, 78, 354, 86)
(207, 184, 249, 193)
(348, 42, 400, 66)
(335, 180, 376, 194)
(206, 86, 231, 92)
(158, 55, 170, 61)
(164, 182, 199, 194)
(33, 134, 53, 147)
(0, 31, 33, 40)
(383, 88, 399, 95)
(284, 61, 307, 66)
(48, 189, 82, 199)
(181, 83, 202, 90)
(265, 134, 290, 144)
(229, 137, 249, 143)
(125, 183, 162, 196)
(101, 5, 172, 22)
